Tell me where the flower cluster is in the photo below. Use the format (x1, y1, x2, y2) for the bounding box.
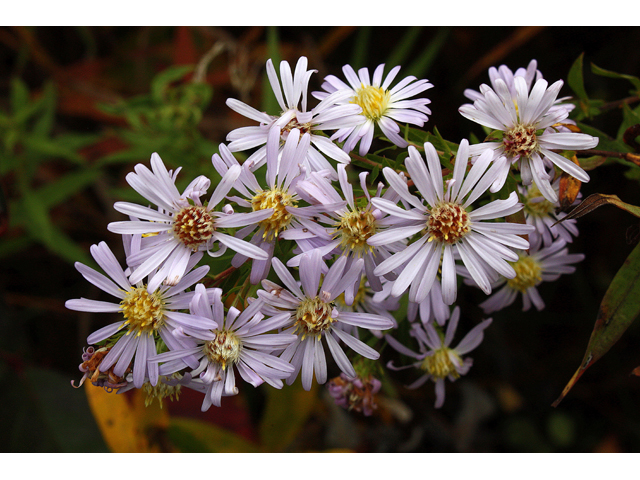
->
(67, 56, 593, 414)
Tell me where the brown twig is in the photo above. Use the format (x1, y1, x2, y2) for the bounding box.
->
(574, 149, 640, 166)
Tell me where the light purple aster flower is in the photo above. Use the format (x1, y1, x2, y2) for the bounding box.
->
(226, 56, 363, 176)
(477, 238, 585, 313)
(107, 152, 271, 288)
(65, 241, 218, 389)
(459, 76, 598, 202)
(149, 284, 296, 411)
(257, 250, 395, 391)
(386, 307, 492, 408)
(368, 139, 534, 305)
(314, 63, 433, 156)
(212, 127, 332, 284)
(284, 163, 406, 297)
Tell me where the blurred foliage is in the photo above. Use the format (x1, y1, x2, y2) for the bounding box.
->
(3, 26, 640, 453)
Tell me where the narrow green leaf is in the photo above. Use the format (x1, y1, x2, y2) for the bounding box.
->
(350, 27, 372, 68)
(10, 77, 30, 114)
(591, 62, 640, 93)
(567, 53, 589, 102)
(32, 81, 57, 137)
(386, 26, 422, 69)
(168, 417, 259, 453)
(553, 239, 640, 406)
(35, 167, 101, 210)
(407, 27, 450, 78)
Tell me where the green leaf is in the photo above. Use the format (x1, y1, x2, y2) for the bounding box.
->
(32, 82, 57, 137)
(259, 380, 318, 452)
(168, 417, 259, 453)
(567, 53, 589, 103)
(576, 121, 630, 153)
(350, 26, 371, 67)
(386, 26, 422, 69)
(407, 27, 450, 78)
(150, 65, 194, 103)
(591, 62, 640, 93)
(552, 239, 640, 406)
(617, 103, 640, 142)
(35, 167, 102, 210)
(10, 77, 30, 114)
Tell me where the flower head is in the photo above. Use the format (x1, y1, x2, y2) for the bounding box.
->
(285, 163, 406, 297)
(257, 250, 394, 391)
(107, 152, 270, 288)
(477, 238, 585, 313)
(327, 373, 382, 416)
(387, 307, 492, 408)
(369, 139, 534, 305)
(226, 56, 363, 177)
(65, 240, 217, 389)
(459, 76, 598, 202)
(212, 127, 327, 283)
(314, 63, 433, 155)
(150, 284, 296, 411)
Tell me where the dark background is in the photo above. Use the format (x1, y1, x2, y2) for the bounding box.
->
(2, 26, 640, 452)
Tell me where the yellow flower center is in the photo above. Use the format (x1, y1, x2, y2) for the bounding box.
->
(427, 202, 471, 244)
(421, 347, 462, 380)
(524, 183, 556, 217)
(503, 124, 539, 158)
(251, 188, 298, 241)
(352, 84, 391, 121)
(204, 329, 243, 370)
(335, 208, 377, 256)
(294, 296, 335, 340)
(507, 255, 542, 292)
(172, 205, 215, 250)
(120, 286, 166, 336)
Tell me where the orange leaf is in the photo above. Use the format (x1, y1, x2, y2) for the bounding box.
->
(84, 382, 170, 452)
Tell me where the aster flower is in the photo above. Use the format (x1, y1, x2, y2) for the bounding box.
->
(327, 373, 382, 416)
(520, 179, 579, 251)
(386, 307, 492, 408)
(314, 63, 433, 156)
(149, 284, 296, 411)
(226, 56, 363, 176)
(212, 127, 331, 283)
(65, 241, 218, 389)
(257, 250, 395, 391)
(477, 238, 585, 313)
(368, 139, 535, 305)
(284, 163, 406, 297)
(107, 152, 271, 288)
(458, 76, 598, 202)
